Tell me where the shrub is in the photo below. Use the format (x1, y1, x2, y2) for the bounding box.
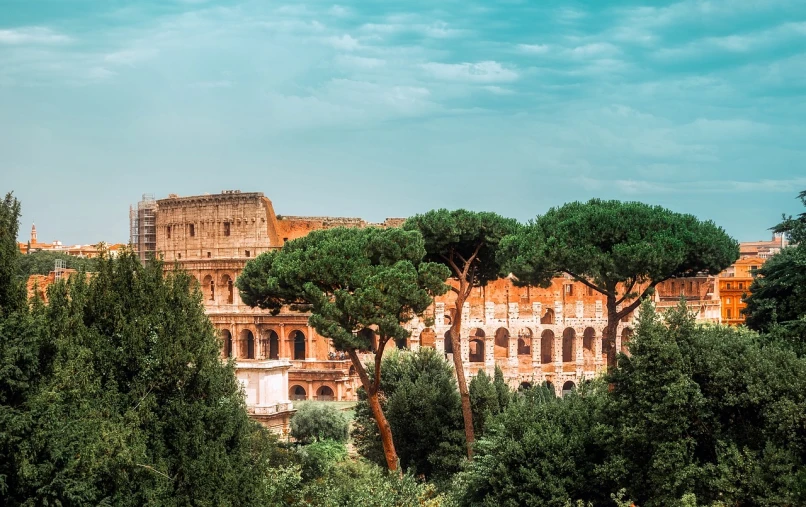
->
(290, 402, 349, 444)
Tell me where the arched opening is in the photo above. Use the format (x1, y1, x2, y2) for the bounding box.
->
(420, 328, 436, 348)
(444, 331, 453, 354)
(562, 328, 576, 363)
(469, 339, 485, 362)
(221, 329, 233, 358)
(583, 327, 595, 365)
(541, 329, 555, 364)
(540, 308, 555, 325)
(357, 328, 376, 353)
(348, 365, 356, 376)
(289, 385, 307, 401)
(494, 328, 510, 358)
(519, 381, 533, 391)
(316, 385, 335, 401)
(202, 275, 214, 301)
(562, 381, 576, 397)
(542, 381, 556, 397)
(621, 328, 634, 355)
(221, 274, 234, 304)
(240, 329, 255, 359)
(292, 330, 306, 360)
(261, 330, 279, 360)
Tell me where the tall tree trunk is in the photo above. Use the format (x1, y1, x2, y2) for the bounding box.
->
(347, 349, 399, 473)
(450, 293, 475, 459)
(366, 388, 398, 473)
(605, 297, 619, 370)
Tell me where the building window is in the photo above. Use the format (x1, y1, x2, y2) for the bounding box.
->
(224, 222, 231, 236)
(283, 237, 289, 243)
(189, 224, 195, 237)
(727, 309, 732, 319)
(726, 298, 731, 304)
(586, 286, 594, 296)
(245, 250, 250, 258)
(207, 251, 211, 258)
(738, 282, 744, 290)
(726, 282, 732, 290)
(565, 284, 574, 296)
(167, 225, 171, 239)
(177, 253, 181, 259)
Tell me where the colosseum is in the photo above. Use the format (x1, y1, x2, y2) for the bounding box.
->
(149, 190, 637, 423)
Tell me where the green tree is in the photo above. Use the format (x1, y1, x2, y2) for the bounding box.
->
(236, 227, 449, 472)
(352, 348, 465, 481)
(501, 199, 738, 368)
(290, 402, 349, 444)
(0, 192, 24, 315)
(15, 250, 99, 279)
(453, 382, 608, 507)
(773, 189, 806, 244)
(3, 249, 283, 505)
(468, 367, 511, 437)
(403, 210, 524, 458)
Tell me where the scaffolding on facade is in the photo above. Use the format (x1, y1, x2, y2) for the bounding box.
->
(129, 193, 157, 262)
(54, 259, 66, 280)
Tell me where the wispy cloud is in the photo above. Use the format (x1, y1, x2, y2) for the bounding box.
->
(421, 61, 518, 83)
(0, 27, 71, 45)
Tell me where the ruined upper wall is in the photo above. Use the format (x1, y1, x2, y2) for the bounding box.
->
(155, 191, 280, 261)
(275, 216, 405, 243)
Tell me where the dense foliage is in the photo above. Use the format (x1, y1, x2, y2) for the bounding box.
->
(15, 250, 100, 279)
(352, 348, 465, 481)
(451, 302, 806, 506)
(290, 402, 349, 444)
(467, 367, 510, 437)
(0, 194, 286, 505)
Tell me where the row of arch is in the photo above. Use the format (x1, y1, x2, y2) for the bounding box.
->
(289, 384, 335, 401)
(423, 326, 633, 362)
(220, 328, 308, 360)
(517, 380, 579, 397)
(202, 274, 237, 305)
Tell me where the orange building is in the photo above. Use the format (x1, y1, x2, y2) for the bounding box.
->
(718, 257, 765, 325)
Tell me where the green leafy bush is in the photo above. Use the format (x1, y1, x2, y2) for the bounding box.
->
(290, 402, 349, 444)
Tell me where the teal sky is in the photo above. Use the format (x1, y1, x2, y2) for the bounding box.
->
(2, 0, 805, 244)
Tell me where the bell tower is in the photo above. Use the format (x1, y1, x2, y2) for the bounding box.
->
(31, 223, 37, 244)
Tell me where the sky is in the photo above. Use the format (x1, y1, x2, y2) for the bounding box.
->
(2, 0, 805, 244)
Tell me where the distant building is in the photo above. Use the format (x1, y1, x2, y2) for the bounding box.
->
(719, 257, 765, 325)
(19, 223, 124, 258)
(739, 234, 787, 259)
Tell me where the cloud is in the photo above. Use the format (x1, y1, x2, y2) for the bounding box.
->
(483, 85, 515, 95)
(421, 61, 518, 83)
(335, 54, 385, 69)
(358, 20, 465, 39)
(0, 27, 71, 45)
(189, 80, 232, 89)
(517, 43, 550, 54)
(567, 42, 620, 58)
(327, 34, 360, 51)
(328, 5, 349, 17)
(104, 48, 159, 66)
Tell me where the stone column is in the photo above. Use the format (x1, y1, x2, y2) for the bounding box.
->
(307, 381, 314, 401)
(575, 327, 583, 377)
(461, 333, 470, 364)
(532, 334, 540, 367)
(279, 324, 287, 358)
(485, 336, 495, 367)
(508, 334, 518, 367)
(555, 330, 562, 375)
(307, 325, 314, 361)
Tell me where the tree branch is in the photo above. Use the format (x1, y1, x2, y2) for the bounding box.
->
(347, 348, 375, 395)
(615, 278, 668, 320)
(441, 251, 462, 278)
(615, 278, 637, 306)
(374, 336, 389, 389)
(461, 241, 484, 280)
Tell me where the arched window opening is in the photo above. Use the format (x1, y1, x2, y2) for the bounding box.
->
(519, 381, 533, 391)
(494, 328, 509, 358)
(444, 331, 453, 354)
(540, 308, 555, 325)
(289, 385, 307, 401)
(292, 330, 306, 360)
(202, 275, 214, 301)
(221, 329, 233, 358)
(562, 381, 576, 397)
(583, 327, 595, 364)
(518, 338, 530, 356)
(541, 330, 555, 364)
(221, 275, 234, 304)
(316, 385, 335, 401)
(240, 329, 255, 360)
(469, 339, 485, 362)
(542, 381, 556, 397)
(262, 330, 279, 360)
(562, 328, 576, 362)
